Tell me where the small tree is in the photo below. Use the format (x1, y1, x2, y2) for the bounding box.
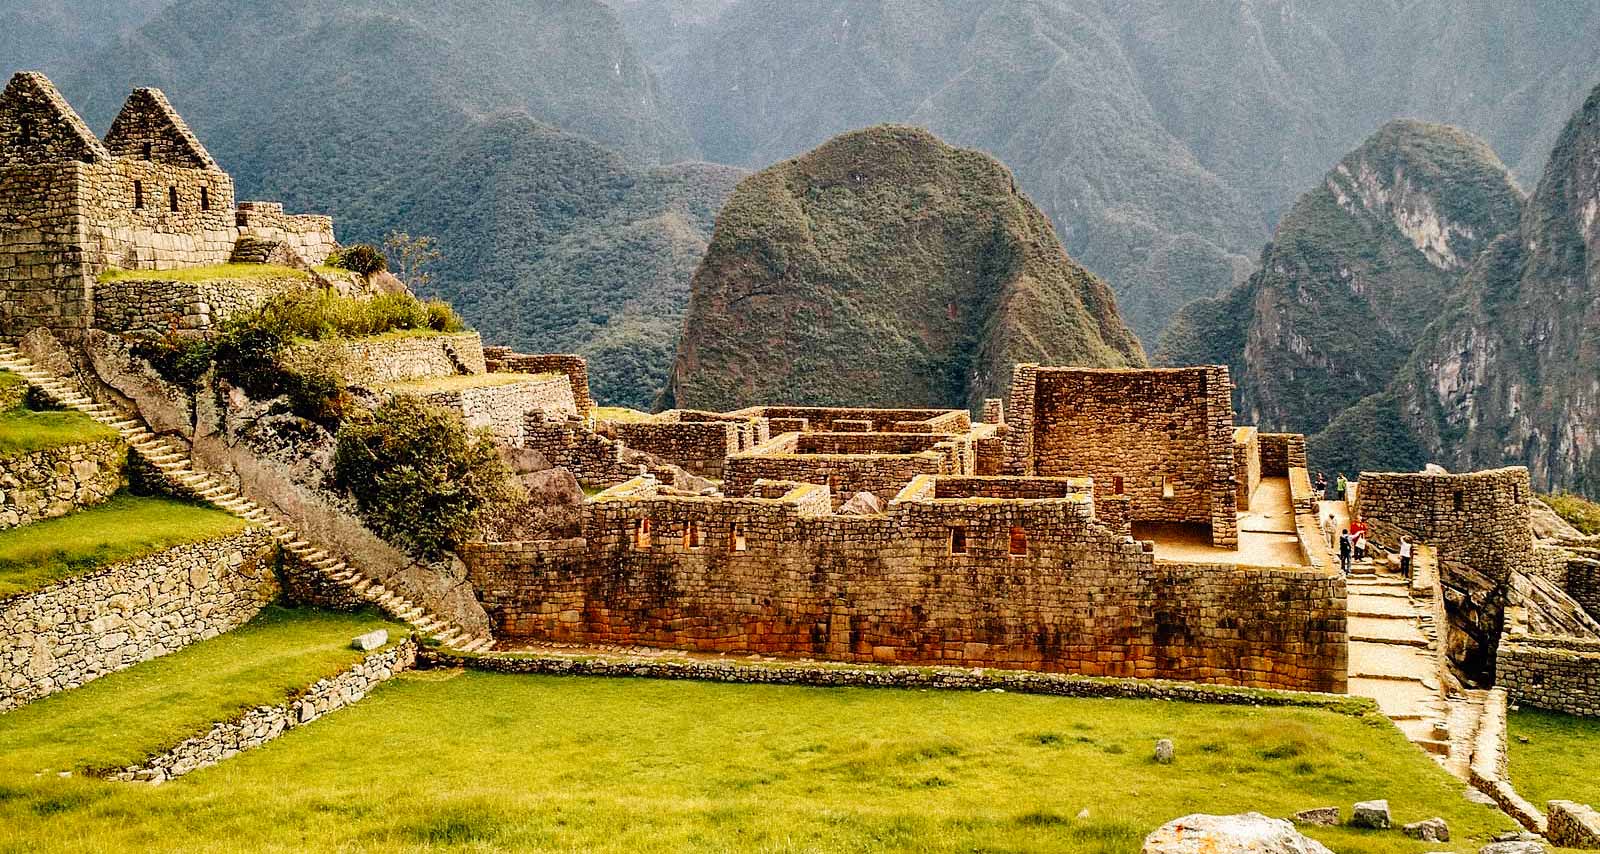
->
(383, 231, 443, 294)
(331, 397, 521, 560)
(329, 243, 388, 275)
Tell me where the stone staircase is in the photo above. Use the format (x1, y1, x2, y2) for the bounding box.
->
(1344, 558, 1456, 763)
(0, 344, 492, 653)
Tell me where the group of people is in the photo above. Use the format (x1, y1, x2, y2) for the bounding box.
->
(1316, 471, 1415, 577)
(1313, 471, 1350, 501)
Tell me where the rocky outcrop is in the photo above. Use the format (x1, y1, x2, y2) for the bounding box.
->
(1141, 813, 1333, 854)
(665, 126, 1145, 412)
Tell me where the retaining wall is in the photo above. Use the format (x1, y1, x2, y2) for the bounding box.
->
(0, 437, 125, 529)
(416, 375, 576, 444)
(291, 332, 486, 386)
(1496, 633, 1600, 717)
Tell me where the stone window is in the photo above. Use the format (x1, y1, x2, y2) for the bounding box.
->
(634, 518, 651, 549)
(200, 186, 210, 211)
(684, 521, 702, 549)
(133, 180, 144, 209)
(731, 525, 747, 552)
(1112, 475, 1124, 495)
(1453, 490, 1464, 512)
(141, 142, 152, 160)
(949, 526, 968, 555)
(1162, 475, 1176, 499)
(168, 186, 179, 212)
(1008, 526, 1027, 557)
(18, 116, 33, 146)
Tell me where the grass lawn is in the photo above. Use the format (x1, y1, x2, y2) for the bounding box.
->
(0, 407, 119, 457)
(0, 605, 407, 778)
(0, 494, 247, 597)
(0, 672, 1517, 853)
(96, 263, 309, 283)
(382, 372, 559, 394)
(1542, 492, 1600, 535)
(1507, 707, 1600, 808)
(592, 405, 657, 423)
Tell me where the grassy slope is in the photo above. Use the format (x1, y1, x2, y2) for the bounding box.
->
(1543, 492, 1600, 535)
(0, 606, 407, 776)
(0, 673, 1516, 853)
(0, 408, 118, 457)
(96, 264, 309, 283)
(1507, 708, 1600, 809)
(0, 495, 246, 597)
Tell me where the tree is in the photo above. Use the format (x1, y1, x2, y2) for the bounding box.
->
(383, 231, 443, 295)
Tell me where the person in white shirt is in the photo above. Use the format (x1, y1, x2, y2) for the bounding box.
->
(1399, 536, 1414, 579)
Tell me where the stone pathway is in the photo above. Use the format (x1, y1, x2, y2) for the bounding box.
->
(0, 344, 491, 653)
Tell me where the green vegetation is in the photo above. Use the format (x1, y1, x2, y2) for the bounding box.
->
(0, 494, 247, 597)
(0, 672, 1515, 852)
(0, 407, 118, 457)
(96, 263, 310, 283)
(591, 405, 657, 423)
(331, 397, 521, 560)
(381, 372, 555, 395)
(324, 243, 387, 275)
(666, 125, 1145, 412)
(1542, 492, 1600, 535)
(0, 605, 406, 775)
(1507, 707, 1600, 809)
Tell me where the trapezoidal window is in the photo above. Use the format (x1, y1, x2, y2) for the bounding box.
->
(1162, 475, 1176, 499)
(141, 142, 152, 160)
(17, 116, 33, 146)
(731, 525, 748, 552)
(1008, 526, 1028, 557)
(949, 526, 968, 555)
(1112, 475, 1125, 495)
(1453, 490, 1464, 512)
(683, 521, 703, 549)
(634, 518, 652, 549)
(133, 180, 144, 209)
(168, 186, 179, 212)
(200, 186, 210, 211)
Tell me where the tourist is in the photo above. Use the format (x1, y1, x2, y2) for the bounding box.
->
(1335, 473, 1348, 501)
(1400, 536, 1414, 579)
(1325, 516, 1336, 550)
(1350, 519, 1367, 560)
(1339, 530, 1352, 575)
(1315, 471, 1328, 499)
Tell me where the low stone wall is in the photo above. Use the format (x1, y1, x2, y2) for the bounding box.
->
(1496, 633, 1600, 716)
(1548, 801, 1600, 849)
(1469, 687, 1548, 834)
(724, 450, 947, 509)
(416, 375, 576, 444)
(0, 437, 126, 529)
(1354, 467, 1532, 585)
(482, 348, 592, 418)
(1568, 556, 1600, 618)
(608, 421, 741, 478)
(0, 528, 276, 712)
(1257, 433, 1306, 478)
(104, 638, 416, 784)
(92, 275, 303, 336)
(424, 647, 1366, 711)
(292, 332, 486, 386)
(1234, 427, 1260, 509)
(235, 202, 336, 266)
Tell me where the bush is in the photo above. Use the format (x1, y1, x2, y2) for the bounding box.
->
(327, 244, 388, 275)
(331, 397, 521, 560)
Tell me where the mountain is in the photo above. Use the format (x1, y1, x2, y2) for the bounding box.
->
(663, 126, 1146, 412)
(1156, 121, 1524, 440)
(0, 0, 169, 71)
(1360, 84, 1600, 495)
(643, 0, 1600, 345)
(352, 115, 743, 409)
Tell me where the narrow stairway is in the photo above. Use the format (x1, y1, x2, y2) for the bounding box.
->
(1345, 565, 1451, 759)
(0, 343, 492, 653)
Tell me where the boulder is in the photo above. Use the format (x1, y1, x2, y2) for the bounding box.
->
(1142, 813, 1334, 854)
(839, 491, 885, 515)
(1479, 843, 1546, 854)
(1292, 807, 1340, 826)
(1154, 738, 1174, 764)
(520, 468, 583, 506)
(1350, 800, 1391, 829)
(498, 445, 553, 475)
(1403, 817, 1450, 842)
(351, 629, 388, 652)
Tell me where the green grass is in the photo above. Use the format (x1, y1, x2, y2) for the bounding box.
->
(96, 263, 310, 283)
(0, 495, 248, 597)
(0, 672, 1517, 853)
(0, 605, 407, 776)
(0, 407, 119, 457)
(381, 372, 557, 394)
(592, 405, 657, 423)
(1508, 707, 1600, 808)
(1542, 492, 1600, 535)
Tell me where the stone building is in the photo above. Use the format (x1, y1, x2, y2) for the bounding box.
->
(0, 72, 334, 342)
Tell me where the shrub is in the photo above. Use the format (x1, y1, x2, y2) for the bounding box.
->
(424, 299, 466, 333)
(327, 244, 388, 275)
(331, 397, 522, 560)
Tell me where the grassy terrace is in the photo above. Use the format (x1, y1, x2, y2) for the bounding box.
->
(96, 263, 310, 283)
(0, 407, 119, 457)
(1508, 707, 1600, 809)
(592, 405, 657, 423)
(0, 494, 247, 597)
(0, 671, 1517, 853)
(382, 372, 557, 395)
(0, 606, 406, 777)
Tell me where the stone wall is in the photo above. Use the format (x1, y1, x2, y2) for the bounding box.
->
(415, 375, 576, 444)
(482, 348, 593, 418)
(607, 421, 743, 478)
(0, 528, 276, 711)
(1355, 467, 1533, 584)
(467, 482, 1347, 691)
(92, 275, 304, 336)
(1548, 801, 1600, 849)
(291, 332, 487, 387)
(1567, 557, 1600, 619)
(1496, 633, 1600, 717)
(104, 638, 416, 784)
(0, 437, 126, 529)
(727, 405, 970, 433)
(723, 434, 955, 510)
(1258, 432, 1307, 478)
(234, 202, 335, 266)
(0, 162, 97, 341)
(1007, 365, 1239, 547)
(1234, 427, 1261, 509)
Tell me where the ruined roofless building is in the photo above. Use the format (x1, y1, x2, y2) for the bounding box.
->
(0, 72, 335, 343)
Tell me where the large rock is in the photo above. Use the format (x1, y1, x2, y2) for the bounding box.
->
(351, 629, 388, 652)
(1350, 799, 1391, 829)
(1142, 813, 1334, 854)
(1154, 738, 1175, 764)
(1403, 817, 1450, 842)
(1479, 843, 1546, 854)
(1291, 807, 1340, 827)
(838, 491, 885, 516)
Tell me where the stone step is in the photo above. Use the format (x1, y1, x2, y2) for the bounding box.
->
(1348, 615, 1429, 647)
(1348, 596, 1420, 618)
